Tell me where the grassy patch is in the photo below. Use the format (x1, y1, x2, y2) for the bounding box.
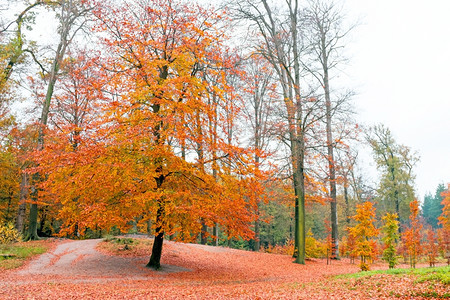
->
(97, 237, 153, 257)
(336, 265, 450, 284)
(414, 266, 450, 285)
(0, 241, 49, 270)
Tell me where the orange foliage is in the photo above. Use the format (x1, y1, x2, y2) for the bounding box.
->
(348, 201, 378, 270)
(401, 200, 422, 268)
(262, 233, 326, 259)
(35, 0, 266, 253)
(263, 239, 295, 255)
(424, 227, 438, 267)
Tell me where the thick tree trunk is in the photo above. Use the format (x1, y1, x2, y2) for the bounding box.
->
(16, 202, 26, 233)
(292, 173, 299, 258)
(330, 187, 339, 259)
(294, 153, 306, 264)
(147, 229, 164, 269)
(16, 173, 28, 232)
(27, 202, 39, 240)
(147, 196, 165, 269)
(200, 222, 208, 245)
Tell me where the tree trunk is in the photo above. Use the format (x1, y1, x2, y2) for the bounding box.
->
(5, 191, 13, 223)
(27, 202, 39, 240)
(200, 222, 208, 245)
(147, 229, 164, 269)
(213, 223, 219, 246)
(147, 193, 165, 269)
(253, 217, 260, 251)
(292, 173, 299, 258)
(16, 173, 28, 232)
(322, 32, 339, 260)
(344, 182, 350, 225)
(294, 155, 306, 264)
(24, 173, 40, 240)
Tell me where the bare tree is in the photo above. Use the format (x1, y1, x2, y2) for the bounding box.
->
(240, 54, 278, 251)
(228, 0, 309, 263)
(299, 0, 356, 259)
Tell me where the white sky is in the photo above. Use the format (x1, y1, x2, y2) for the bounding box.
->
(344, 0, 450, 199)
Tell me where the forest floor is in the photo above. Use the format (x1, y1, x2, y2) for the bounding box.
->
(0, 237, 448, 299)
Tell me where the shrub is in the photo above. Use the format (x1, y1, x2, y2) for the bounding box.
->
(306, 229, 327, 258)
(0, 223, 21, 244)
(263, 239, 294, 256)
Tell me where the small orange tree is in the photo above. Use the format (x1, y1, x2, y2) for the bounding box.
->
(438, 184, 450, 264)
(345, 228, 357, 264)
(348, 201, 379, 271)
(425, 227, 438, 267)
(402, 200, 422, 268)
(381, 213, 399, 269)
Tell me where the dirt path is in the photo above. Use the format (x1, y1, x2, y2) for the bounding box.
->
(17, 239, 151, 277)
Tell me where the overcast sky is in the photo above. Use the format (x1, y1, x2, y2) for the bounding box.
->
(343, 0, 450, 199)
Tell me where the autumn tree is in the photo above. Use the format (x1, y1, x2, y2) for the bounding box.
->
(31, 49, 107, 239)
(36, 0, 263, 269)
(0, 142, 20, 224)
(381, 213, 399, 269)
(348, 201, 378, 271)
(401, 199, 422, 268)
(367, 124, 418, 228)
(424, 227, 438, 267)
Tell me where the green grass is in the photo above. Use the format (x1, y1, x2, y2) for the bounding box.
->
(336, 265, 450, 284)
(0, 242, 48, 270)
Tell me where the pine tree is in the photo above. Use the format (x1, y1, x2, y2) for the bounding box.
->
(423, 184, 445, 229)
